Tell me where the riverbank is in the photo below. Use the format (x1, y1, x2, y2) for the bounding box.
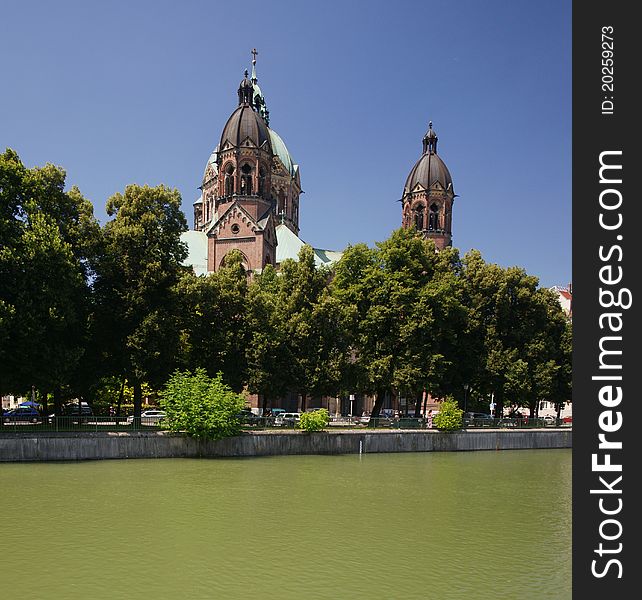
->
(0, 428, 571, 462)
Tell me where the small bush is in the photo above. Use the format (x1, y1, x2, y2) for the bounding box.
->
(299, 409, 329, 432)
(433, 399, 463, 431)
(159, 369, 246, 439)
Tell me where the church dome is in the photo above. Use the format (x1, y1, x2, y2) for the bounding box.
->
(404, 152, 453, 192)
(220, 103, 272, 150)
(203, 145, 219, 179)
(268, 128, 296, 176)
(404, 122, 453, 193)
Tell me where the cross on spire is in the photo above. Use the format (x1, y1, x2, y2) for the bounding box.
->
(251, 48, 258, 64)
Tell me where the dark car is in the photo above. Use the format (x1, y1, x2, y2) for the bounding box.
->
(61, 402, 94, 424)
(2, 407, 41, 424)
(464, 412, 494, 427)
(63, 402, 93, 416)
(236, 409, 263, 425)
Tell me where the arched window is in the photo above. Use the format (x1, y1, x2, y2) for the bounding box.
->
(224, 164, 235, 196)
(414, 205, 425, 230)
(429, 203, 440, 231)
(240, 163, 253, 195)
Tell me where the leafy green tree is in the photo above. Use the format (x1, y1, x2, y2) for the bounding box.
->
(246, 264, 295, 411)
(299, 408, 329, 432)
(159, 368, 246, 439)
(460, 251, 571, 417)
(393, 244, 468, 415)
(177, 250, 249, 392)
(432, 398, 463, 431)
(0, 149, 98, 415)
(92, 184, 188, 422)
(333, 228, 466, 420)
(245, 246, 352, 412)
(277, 245, 353, 410)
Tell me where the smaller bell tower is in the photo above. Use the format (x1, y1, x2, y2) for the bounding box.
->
(401, 122, 456, 250)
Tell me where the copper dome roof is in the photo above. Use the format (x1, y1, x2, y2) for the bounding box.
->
(404, 151, 453, 193)
(220, 103, 272, 151)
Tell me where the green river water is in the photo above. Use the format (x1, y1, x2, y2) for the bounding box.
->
(0, 449, 571, 599)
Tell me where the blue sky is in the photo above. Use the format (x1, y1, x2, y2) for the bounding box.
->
(1, 0, 571, 288)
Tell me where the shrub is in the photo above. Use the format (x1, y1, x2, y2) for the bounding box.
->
(299, 408, 329, 432)
(159, 368, 246, 439)
(432, 398, 463, 431)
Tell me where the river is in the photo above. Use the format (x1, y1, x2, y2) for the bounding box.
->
(0, 449, 571, 599)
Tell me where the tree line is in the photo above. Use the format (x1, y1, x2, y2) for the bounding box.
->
(0, 149, 571, 420)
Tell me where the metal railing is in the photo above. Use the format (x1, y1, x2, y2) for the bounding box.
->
(0, 414, 571, 434)
(0, 415, 165, 433)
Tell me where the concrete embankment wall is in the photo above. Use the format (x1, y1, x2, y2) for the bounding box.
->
(0, 429, 571, 462)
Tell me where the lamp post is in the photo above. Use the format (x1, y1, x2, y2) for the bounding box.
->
(463, 384, 469, 413)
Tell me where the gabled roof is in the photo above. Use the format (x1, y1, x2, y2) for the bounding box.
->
(206, 201, 263, 235)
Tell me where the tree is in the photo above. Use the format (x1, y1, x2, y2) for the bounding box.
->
(299, 408, 329, 432)
(333, 228, 466, 420)
(92, 184, 188, 423)
(0, 149, 99, 415)
(432, 398, 463, 431)
(159, 368, 246, 439)
(177, 250, 249, 392)
(246, 264, 295, 411)
(460, 251, 572, 417)
(277, 245, 350, 410)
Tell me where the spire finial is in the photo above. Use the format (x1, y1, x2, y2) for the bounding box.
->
(422, 120, 438, 154)
(251, 48, 258, 82)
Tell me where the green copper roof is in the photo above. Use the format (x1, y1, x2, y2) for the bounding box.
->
(275, 224, 343, 267)
(203, 146, 218, 179)
(269, 128, 296, 177)
(180, 230, 209, 276)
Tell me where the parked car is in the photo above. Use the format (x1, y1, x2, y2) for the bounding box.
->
(464, 412, 493, 420)
(65, 402, 93, 420)
(48, 402, 94, 424)
(236, 409, 262, 425)
(2, 407, 41, 424)
(562, 416, 573, 424)
(464, 412, 494, 426)
(539, 415, 557, 425)
(126, 410, 166, 425)
(274, 412, 300, 427)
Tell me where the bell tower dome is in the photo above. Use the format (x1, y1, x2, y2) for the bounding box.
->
(401, 122, 456, 249)
(194, 50, 302, 274)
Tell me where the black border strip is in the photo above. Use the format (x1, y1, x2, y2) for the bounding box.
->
(573, 2, 637, 597)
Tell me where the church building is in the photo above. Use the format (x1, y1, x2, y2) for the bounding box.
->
(182, 51, 456, 280)
(182, 50, 342, 276)
(181, 51, 458, 416)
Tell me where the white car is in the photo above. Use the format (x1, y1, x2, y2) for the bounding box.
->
(274, 412, 300, 427)
(127, 410, 166, 425)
